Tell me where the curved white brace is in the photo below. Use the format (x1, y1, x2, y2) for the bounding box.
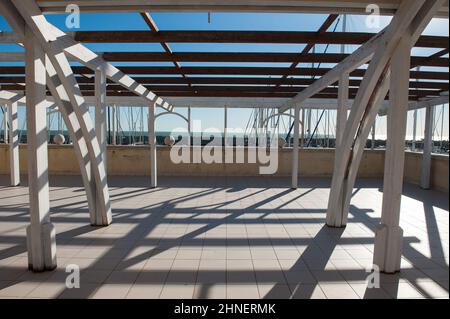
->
(262, 112, 304, 128)
(326, 0, 441, 229)
(13, 1, 113, 226)
(46, 62, 99, 226)
(155, 111, 190, 132)
(330, 71, 391, 227)
(0, 88, 99, 224)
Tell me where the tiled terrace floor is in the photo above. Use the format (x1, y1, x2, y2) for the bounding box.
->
(0, 175, 448, 299)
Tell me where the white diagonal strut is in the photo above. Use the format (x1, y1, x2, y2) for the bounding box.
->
(12, 0, 113, 226)
(326, 0, 446, 229)
(45, 58, 99, 226)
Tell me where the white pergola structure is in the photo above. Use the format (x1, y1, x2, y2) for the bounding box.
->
(0, 90, 23, 187)
(0, 0, 174, 271)
(279, 0, 448, 272)
(0, 0, 448, 274)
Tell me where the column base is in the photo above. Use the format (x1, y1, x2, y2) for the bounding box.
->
(373, 224, 403, 274)
(326, 209, 347, 228)
(326, 221, 347, 229)
(92, 201, 113, 227)
(326, 183, 349, 228)
(26, 223, 57, 272)
(90, 220, 112, 227)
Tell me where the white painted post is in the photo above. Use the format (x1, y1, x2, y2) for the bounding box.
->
(326, 110, 330, 148)
(224, 105, 233, 163)
(336, 73, 349, 148)
(187, 106, 191, 138)
(326, 72, 349, 228)
(307, 109, 312, 142)
(24, 28, 56, 272)
(412, 109, 417, 151)
(300, 108, 305, 148)
(3, 105, 8, 144)
(112, 104, 117, 145)
(117, 105, 121, 145)
(373, 37, 411, 274)
(149, 102, 157, 188)
(440, 104, 444, 152)
(371, 122, 376, 150)
(95, 68, 107, 169)
(420, 105, 434, 189)
(288, 108, 292, 147)
(291, 105, 300, 189)
(224, 105, 228, 146)
(8, 101, 20, 186)
(259, 108, 263, 128)
(94, 68, 109, 225)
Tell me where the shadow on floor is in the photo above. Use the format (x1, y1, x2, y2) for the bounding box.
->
(0, 175, 448, 299)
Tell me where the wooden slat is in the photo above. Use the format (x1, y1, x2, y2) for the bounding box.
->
(2, 51, 447, 67)
(140, 12, 190, 84)
(78, 90, 422, 100)
(279, 14, 338, 83)
(410, 48, 449, 68)
(1, 65, 448, 81)
(100, 52, 449, 67)
(2, 83, 435, 98)
(1, 75, 447, 90)
(73, 30, 449, 48)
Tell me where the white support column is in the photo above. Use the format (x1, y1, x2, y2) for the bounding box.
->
(288, 108, 292, 147)
(187, 106, 191, 134)
(8, 101, 20, 186)
(25, 28, 56, 272)
(412, 109, 417, 151)
(95, 68, 107, 169)
(224, 105, 228, 146)
(300, 108, 305, 148)
(3, 105, 8, 144)
(94, 67, 108, 225)
(307, 109, 312, 142)
(373, 37, 411, 274)
(326, 72, 349, 228)
(439, 104, 444, 152)
(112, 104, 117, 145)
(371, 121, 376, 150)
(258, 108, 264, 129)
(117, 105, 121, 145)
(420, 105, 434, 189)
(149, 102, 157, 188)
(224, 105, 233, 163)
(336, 72, 349, 148)
(291, 105, 300, 189)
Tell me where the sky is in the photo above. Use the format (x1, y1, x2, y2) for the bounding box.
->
(0, 11, 448, 140)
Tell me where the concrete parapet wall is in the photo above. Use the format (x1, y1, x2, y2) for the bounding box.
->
(0, 144, 448, 192)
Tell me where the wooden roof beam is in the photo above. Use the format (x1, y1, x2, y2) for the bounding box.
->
(72, 30, 449, 48)
(2, 51, 448, 67)
(0, 66, 448, 80)
(278, 14, 339, 85)
(140, 12, 191, 87)
(2, 75, 448, 90)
